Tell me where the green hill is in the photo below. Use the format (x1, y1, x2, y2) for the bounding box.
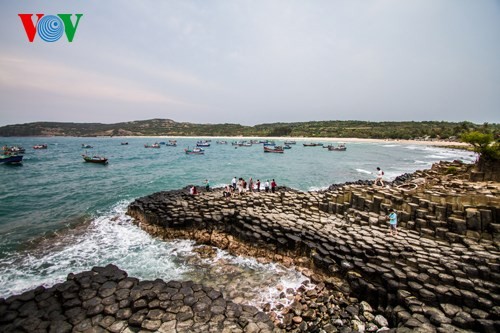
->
(0, 119, 497, 140)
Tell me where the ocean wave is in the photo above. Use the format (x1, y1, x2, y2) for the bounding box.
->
(356, 168, 372, 175)
(0, 201, 311, 310)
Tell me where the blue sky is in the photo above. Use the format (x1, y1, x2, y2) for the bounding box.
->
(1, 0, 499, 126)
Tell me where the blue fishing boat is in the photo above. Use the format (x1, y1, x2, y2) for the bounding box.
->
(0, 154, 23, 164)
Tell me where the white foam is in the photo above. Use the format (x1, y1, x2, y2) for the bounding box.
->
(0, 201, 311, 310)
(308, 185, 329, 192)
(0, 201, 192, 298)
(356, 168, 372, 175)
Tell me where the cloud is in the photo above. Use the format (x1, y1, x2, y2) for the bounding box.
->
(0, 55, 190, 105)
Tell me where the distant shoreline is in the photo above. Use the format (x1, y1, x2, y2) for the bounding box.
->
(1, 135, 471, 147)
(118, 136, 471, 147)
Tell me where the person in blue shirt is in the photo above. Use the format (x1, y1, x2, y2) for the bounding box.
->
(387, 209, 398, 236)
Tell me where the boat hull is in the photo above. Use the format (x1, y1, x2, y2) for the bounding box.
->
(83, 155, 108, 164)
(0, 155, 23, 164)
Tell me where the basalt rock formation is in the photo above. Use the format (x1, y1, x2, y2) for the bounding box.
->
(126, 161, 499, 332)
(0, 264, 277, 333)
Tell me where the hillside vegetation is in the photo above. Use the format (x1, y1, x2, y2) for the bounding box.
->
(0, 119, 498, 140)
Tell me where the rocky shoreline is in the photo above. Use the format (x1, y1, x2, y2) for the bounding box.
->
(1, 161, 498, 332)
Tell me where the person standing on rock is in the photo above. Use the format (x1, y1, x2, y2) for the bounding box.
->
(232, 176, 237, 190)
(271, 179, 277, 193)
(205, 179, 210, 192)
(387, 209, 398, 236)
(248, 178, 254, 193)
(256, 179, 261, 192)
(374, 167, 384, 186)
(264, 180, 270, 192)
(237, 177, 244, 195)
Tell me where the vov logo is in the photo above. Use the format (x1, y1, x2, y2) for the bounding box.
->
(19, 14, 83, 42)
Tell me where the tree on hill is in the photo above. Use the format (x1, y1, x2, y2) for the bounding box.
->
(461, 131, 500, 181)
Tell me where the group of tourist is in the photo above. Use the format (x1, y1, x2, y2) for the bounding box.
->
(230, 176, 277, 195)
(189, 177, 277, 199)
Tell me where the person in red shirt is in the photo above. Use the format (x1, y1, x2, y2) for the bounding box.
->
(271, 179, 277, 193)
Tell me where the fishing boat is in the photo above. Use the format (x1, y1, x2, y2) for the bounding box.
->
(81, 144, 93, 149)
(3, 145, 25, 154)
(263, 141, 276, 146)
(144, 143, 160, 148)
(0, 154, 23, 164)
(185, 147, 204, 155)
(238, 141, 252, 147)
(283, 144, 292, 149)
(82, 154, 108, 164)
(328, 144, 347, 151)
(303, 143, 323, 147)
(264, 146, 284, 153)
(120, 142, 129, 145)
(33, 144, 48, 149)
(216, 140, 228, 144)
(196, 141, 210, 147)
(165, 142, 177, 147)
(284, 140, 296, 145)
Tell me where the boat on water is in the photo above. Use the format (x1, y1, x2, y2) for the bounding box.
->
(0, 154, 23, 164)
(120, 142, 129, 145)
(165, 142, 177, 147)
(328, 144, 347, 151)
(216, 140, 228, 144)
(3, 145, 25, 154)
(264, 146, 284, 153)
(303, 143, 323, 147)
(185, 147, 204, 155)
(144, 143, 161, 148)
(82, 154, 108, 164)
(238, 141, 252, 147)
(284, 140, 296, 145)
(33, 144, 48, 149)
(81, 144, 93, 149)
(283, 144, 292, 149)
(196, 141, 210, 147)
(263, 141, 276, 146)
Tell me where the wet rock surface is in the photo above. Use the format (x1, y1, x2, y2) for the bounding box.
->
(0, 264, 277, 333)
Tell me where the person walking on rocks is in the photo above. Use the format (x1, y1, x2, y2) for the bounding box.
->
(248, 178, 254, 193)
(264, 180, 270, 192)
(271, 179, 277, 193)
(374, 167, 384, 186)
(237, 178, 244, 195)
(387, 209, 398, 236)
(232, 176, 237, 190)
(256, 179, 261, 192)
(223, 185, 231, 200)
(205, 179, 210, 192)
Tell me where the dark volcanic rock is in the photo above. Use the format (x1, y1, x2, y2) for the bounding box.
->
(0, 265, 276, 333)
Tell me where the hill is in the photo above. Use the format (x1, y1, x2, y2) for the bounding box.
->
(0, 119, 498, 140)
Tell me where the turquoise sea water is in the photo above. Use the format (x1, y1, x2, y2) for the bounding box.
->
(0, 137, 475, 303)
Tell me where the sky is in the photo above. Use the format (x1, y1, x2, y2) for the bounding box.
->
(0, 0, 499, 126)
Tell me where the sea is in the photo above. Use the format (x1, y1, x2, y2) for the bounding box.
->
(0, 137, 475, 309)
